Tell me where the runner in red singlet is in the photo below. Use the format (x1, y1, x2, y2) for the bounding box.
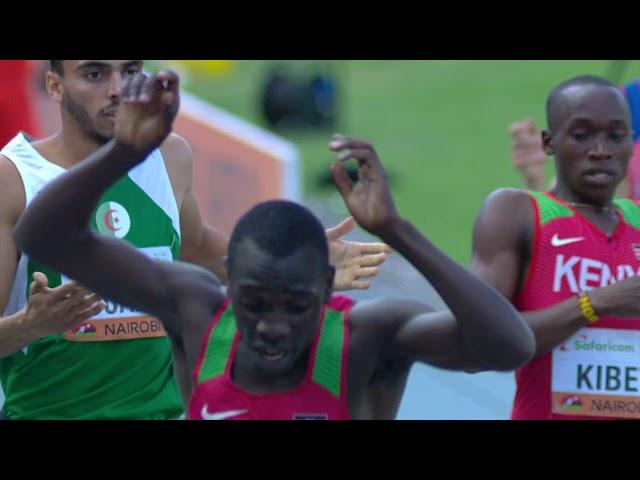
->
(473, 75, 640, 419)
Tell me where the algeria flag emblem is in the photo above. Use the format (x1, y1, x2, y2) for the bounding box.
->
(96, 201, 131, 239)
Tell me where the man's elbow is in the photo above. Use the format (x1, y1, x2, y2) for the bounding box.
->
(495, 329, 536, 371)
(13, 218, 38, 257)
(14, 231, 54, 265)
(463, 326, 536, 373)
(14, 217, 82, 265)
(486, 307, 537, 371)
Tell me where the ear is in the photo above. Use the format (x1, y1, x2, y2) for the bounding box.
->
(46, 70, 64, 104)
(324, 265, 335, 303)
(541, 129, 555, 156)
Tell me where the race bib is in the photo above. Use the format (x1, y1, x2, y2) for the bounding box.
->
(61, 246, 172, 342)
(551, 328, 640, 419)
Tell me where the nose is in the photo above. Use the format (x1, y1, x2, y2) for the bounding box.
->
(255, 318, 290, 343)
(106, 73, 123, 100)
(588, 135, 613, 160)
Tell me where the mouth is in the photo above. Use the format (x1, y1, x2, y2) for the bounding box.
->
(252, 346, 287, 362)
(583, 169, 615, 185)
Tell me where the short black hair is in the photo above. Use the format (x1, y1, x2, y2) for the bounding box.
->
(546, 75, 619, 131)
(228, 200, 328, 272)
(50, 60, 64, 75)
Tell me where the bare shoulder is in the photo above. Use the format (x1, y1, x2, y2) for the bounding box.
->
(159, 133, 194, 205)
(481, 187, 532, 215)
(347, 297, 436, 409)
(160, 133, 193, 169)
(0, 154, 26, 223)
(148, 259, 225, 348)
(474, 187, 534, 236)
(157, 259, 224, 308)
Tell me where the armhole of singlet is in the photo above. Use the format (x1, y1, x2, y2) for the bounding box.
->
(613, 198, 640, 229)
(512, 191, 542, 304)
(2, 150, 32, 208)
(152, 148, 181, 241)
(338, 297, 353, 415)
(192, 298, 234, 385)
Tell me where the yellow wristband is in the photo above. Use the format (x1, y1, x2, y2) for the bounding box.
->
(577, 292, 599, 324)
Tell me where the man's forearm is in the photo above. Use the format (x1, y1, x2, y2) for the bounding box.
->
(377, 217, 535, 367)
(0, 309, 38, 358)
(523, 298, 595, 356)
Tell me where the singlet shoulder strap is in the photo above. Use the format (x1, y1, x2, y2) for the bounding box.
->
(311, 296, 352, 399)
(527, 191, 574, 226)
(195, 300, 237, 385)
(614, 198, 640, 229)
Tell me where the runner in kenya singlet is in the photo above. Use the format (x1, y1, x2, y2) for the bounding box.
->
(188, 296, 353, 420)
(512, 190, 640, 420)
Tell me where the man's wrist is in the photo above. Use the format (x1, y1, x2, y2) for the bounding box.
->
(11, 308, 40, 346)
(112, 139, 153, 164)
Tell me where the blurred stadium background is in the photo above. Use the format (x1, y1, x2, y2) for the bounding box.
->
(4, 60, 640, 419)
(150, 60, 640, 264)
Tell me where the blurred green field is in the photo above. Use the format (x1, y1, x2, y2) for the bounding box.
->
(148, 60, 640, 263)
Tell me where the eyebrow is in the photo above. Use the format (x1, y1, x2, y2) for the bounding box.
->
(122, 60, 144, 70)
(75, 60, 143, 71)
(238, 284, 314, 295)
(568, 118, 629, 126)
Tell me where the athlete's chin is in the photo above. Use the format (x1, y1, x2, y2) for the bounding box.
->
(102, 128, 115, 139)
(253, 354, 295, 376)
(582, 179, 617, 191)
(96, 121, 115, 138)
(576, 183, 619, 201)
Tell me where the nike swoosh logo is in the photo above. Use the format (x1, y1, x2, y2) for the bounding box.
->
(551, 234, 585, 247)
(200, 406, 248, 421)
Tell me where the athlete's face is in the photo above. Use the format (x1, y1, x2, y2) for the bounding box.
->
(543, 85, 634, 203)
(49, 60, 144, 144)
(228, 238, 333, 377)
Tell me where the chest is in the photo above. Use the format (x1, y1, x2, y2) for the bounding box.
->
(191, 376, 346, 420)
(535, 217, 640, 294)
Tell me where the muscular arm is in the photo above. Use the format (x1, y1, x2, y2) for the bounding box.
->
(469, 188, 591, 356)
(179, 190, 229, 283)
(161, 134, 229, 283)
(330, 137, 535, 375)
(0, 157, 31, 357)
(361, 216, 535, 372)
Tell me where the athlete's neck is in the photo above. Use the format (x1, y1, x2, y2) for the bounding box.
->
(550, 184, 620, 235)
(35, 121, 109, 170)
(550, 184, 615, 210)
